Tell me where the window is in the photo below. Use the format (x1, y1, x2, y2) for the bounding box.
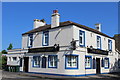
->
(48, 55, 58, 68)
(118, 59, 120, 68)
(42, 31, 49, 46)
(85, 56, 92, 69)
(108, 39, 112, 51)
(9, 57, 11, 61)
(93, 58, 96, 69)
(13, 57, 17, 61)
(65, 55, 78, 69)
(104, 58, 109, 69)
(101, 58, 104, 67)
(79, 30, 85, 47)
(28, 34, 33, 48)
(97, 36, 101, 49)
(33, 56, 40, 68)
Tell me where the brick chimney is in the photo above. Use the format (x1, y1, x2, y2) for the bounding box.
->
(95, 23, 101, 32)
(51, 10, 60, 28)
(34, 19, 46, 28)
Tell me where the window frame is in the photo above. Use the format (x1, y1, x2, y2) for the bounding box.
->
(12, 57, 17, 61)
(92, 58, 96, 69)
(28, 33, 33, 48)
(65, 54, 78, 69)
(108, 39, 112, 51)
(79, 30, 85, 47)
(32, 56, 40, 68)
(104, 58, 109, 69)
(101, 58, 104, 67)
(118, 59, 120, 68)
(42, 31, 49, 46)
(48, 55, 58, 68)
(97, 36, 101, 49)
(85, 55, 92, 69)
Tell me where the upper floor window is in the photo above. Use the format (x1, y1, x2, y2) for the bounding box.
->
(28, 34, 33, 48)
(79, 30, 85, 47)
(33, 56, 40, 68)
(97, 36, 101, 49)
(108, 39, 112, 51)
(48, 55, 58, 68)
(42, 31, 49, 46)
(65, 55, 78, 69)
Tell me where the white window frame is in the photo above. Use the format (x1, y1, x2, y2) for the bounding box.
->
(33, 56, 40, 68)
(28, 34, 33, 48)
(104, 58, 109, 69)
(97, 36, 101, 49)
(43, 31, 49, 46)
(85, 56, 92, 69)
(48, 55, 57, 68)
(79, 30, 85, 47)
(65, 55, 78, 69)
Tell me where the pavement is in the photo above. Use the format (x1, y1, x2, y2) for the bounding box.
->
(1, 70, 120, 80)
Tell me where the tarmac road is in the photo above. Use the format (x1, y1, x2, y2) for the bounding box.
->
(1, 70, 120, 80)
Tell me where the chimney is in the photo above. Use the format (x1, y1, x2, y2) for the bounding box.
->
(51, 10, 60, 28)
(95, 23, 101, 32)
(34, 19, 46, 28)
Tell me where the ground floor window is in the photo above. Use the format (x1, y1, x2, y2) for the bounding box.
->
(85, 55, 92, 69)
(118, 59, 120, 68)
(104, 58, 109, 69)
(48, 55, 58, 68)
(93, 58, 96, 69)
(101, 58, 104, 67)
(33, 56, 40, 68)
(65, 55, 78, 69)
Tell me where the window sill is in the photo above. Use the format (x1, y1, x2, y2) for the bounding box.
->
(65, 67, 78, 69)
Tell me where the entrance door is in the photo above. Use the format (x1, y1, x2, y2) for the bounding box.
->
(96, 58, 101, 74)
(42, 56, 46, 68)
(24, 57, 29, 72)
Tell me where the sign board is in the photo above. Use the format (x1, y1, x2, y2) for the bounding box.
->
(87, 48, 108, 55)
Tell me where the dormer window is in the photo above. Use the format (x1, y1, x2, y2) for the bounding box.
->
(97, 36, 101, 49)
(79, 30, 85, 47)
(108, 39, 112, 51)
(28, 34, 33, 48)
(42, 31, 49, 46)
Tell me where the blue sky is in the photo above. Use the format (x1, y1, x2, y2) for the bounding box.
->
(2, 2, 118, 51)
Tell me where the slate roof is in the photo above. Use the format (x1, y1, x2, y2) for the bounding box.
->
(22, 21, 113, 39)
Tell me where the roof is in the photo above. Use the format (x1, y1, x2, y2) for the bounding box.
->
(22, 21, 113, 39)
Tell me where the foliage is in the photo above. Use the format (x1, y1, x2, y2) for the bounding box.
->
(7, 43, 13, 50)
(1, 50, 7, 54)
(1, 50, 8, 70)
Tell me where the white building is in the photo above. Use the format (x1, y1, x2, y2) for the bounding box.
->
(7, 10, 120, 77)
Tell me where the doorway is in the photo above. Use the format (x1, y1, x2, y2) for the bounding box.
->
(24, 57, 29, 72)
(42, 56, 47, 68)
(96, 58, 101, 74)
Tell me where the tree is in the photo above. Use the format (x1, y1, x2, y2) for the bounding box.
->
(1, 50, 7, 54)
(1, 50, 8, 70)
(7, 43, 13, 50)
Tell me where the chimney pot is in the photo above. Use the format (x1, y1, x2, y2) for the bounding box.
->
(53, 10, 58, 13)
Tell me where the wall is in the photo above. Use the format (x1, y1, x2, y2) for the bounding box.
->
(22, 25, 74, 49)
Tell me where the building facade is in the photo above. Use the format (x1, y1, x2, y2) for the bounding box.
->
(7, 10, 120, 77)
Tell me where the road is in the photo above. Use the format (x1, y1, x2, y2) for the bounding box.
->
(1, 70, 120, 80)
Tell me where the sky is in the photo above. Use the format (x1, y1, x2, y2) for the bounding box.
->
(2, 2, 118, 51)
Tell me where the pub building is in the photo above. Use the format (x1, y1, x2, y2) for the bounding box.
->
(7, 10, 120, 76)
